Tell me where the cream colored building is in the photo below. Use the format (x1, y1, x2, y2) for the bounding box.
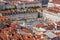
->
(43, 0, 60, 22)
(48, 0, 60, 8)
(43, 10, 60, 22)
(48, 3, 60, 8)
(33, 26, 46, 35)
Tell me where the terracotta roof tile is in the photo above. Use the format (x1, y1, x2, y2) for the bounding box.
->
(53, 0, 60, 4)
(47, 7, 60, 13)
(36, 23, 45, 28)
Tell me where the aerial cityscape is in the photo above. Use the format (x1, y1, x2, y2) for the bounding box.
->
(0, 0, 60, 40)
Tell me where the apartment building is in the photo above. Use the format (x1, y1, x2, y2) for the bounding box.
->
(43, 7, 60, 22)
(4, 0, 41, 8)
(0, 2, 15, 10)
(17, 1, 41, 8)
(48, 0, 60, 8)
(1, 9, 42, 21)
(42, 0, 60, 22)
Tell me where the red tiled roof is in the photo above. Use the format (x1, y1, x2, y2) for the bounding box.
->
(21, 0, 40, 4)
(36, 23, 45, 28)
(37, 8, 48, 11)
(55, 32, 60, 36)
(46, 25, 54, 30)
(47, 22, 54, 25)
(56, 22, 60, 25)
(0, 16, 9, 21)
(47, 7, 60, 13)
(37, 8, 43, 11)
(22, 29, 30, 33)
(53, 0, 60, 4)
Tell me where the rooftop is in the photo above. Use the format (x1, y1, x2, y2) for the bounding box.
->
(53, 0, 60, 4)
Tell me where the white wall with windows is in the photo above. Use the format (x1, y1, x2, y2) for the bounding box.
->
(48, 3, 60, 8)
(43, 10, 60, 22)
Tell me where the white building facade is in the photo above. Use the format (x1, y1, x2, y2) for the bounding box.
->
(43, 10, 60, 22)
(48, 0, 60, 8)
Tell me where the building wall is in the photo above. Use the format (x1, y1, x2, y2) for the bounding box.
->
(5, 12, 38, 21)
(17, 3, 41, 8)
(48, 3, 60, 8)
(43, 10, 60, 22)
(0, 2, 15, 10)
